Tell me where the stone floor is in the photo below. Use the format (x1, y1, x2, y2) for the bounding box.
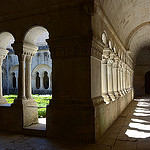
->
(1, 99, 150, 150)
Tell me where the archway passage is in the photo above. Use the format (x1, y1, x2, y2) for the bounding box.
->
(145, 71, 150, 94)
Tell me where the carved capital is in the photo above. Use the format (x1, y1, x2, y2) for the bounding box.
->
(18, 53, 26, 62)
(25, 55, 32, 63)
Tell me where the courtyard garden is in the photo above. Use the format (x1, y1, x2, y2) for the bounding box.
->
(4, 94, 52, 118)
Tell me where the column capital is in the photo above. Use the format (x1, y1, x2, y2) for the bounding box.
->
(13, 42, 38, 56)
(102, 47, 111, 59)
(25, 55, 32, 63)
(18, 53, 26, 62)
(0, 48, 9, 65)
(23, 42, 38, 56)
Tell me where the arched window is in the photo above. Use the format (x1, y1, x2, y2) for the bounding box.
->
(13, 72, 16, 89)
(36, 72, 40, 89)
(145, 71, 150, 94)
(43, 71, 49, 89)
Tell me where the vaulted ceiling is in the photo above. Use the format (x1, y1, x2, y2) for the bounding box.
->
(100, 0, 150, 60)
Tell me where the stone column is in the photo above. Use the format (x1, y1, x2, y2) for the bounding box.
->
(101, 58, 110, 103)
(123, 63, 127, 94)
(118, 61, 123, 97)
(16, 74, 18, 90)
(17, 54, 26, 101)
(48, 74, 51, 89)
(39, 73, 44, 89)
(113, 56, 119, 98)
(120, 64, 125, 95)
(0, 54, 8, 104)
(107, 58, 115, 101)
(25, 55, 32, 99)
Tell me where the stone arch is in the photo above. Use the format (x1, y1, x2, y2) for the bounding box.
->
(32, 64, 52, 78)
(0, 32, 15, 49)
(23, 26, 49, 46)
(32, 64, 52, 93)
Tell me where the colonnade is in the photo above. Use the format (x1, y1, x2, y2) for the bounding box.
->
(0, 49, 9, 104)
(101, 47, 133, 104)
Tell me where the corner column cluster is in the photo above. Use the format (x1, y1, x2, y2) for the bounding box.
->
(101, 47, 134, 103)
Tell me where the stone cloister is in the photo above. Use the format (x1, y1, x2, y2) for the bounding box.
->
(0, 0, 150, 146)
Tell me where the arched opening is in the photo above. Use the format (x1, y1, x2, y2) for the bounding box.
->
(43, 71, 49, 89)
(145, 71, 150, 94)
(0, 32, 15, 104)
(36, 72, 40, 89)
(12, 72, 16, 89)
(23, 26, 51, 130)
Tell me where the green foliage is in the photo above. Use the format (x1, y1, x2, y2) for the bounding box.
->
(4, 94, 52, 118)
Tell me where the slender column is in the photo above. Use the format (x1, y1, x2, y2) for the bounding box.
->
(101, 58, 110, 103)
(113, 56, 119, 98)
(118, 61, 123, 97)
(25, 55, 32, 99)
(17, 54, 26, 100)
(39, 73, 44, 89)
(120, 65, 125, 95)
(107, 58, 115, 101)
(123, 64, 127, 94)
(48, 74, 51, 89)
(0, 56, 7, 104)
(16, 75, 18, 90)
(6, 54, 9, 95)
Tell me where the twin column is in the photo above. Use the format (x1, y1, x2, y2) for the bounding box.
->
(17, 54, 33, 101)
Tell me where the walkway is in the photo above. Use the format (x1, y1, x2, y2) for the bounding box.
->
(0, 99, 150, 150)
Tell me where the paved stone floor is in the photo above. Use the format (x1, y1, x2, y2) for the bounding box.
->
(1, 99, 150, 150)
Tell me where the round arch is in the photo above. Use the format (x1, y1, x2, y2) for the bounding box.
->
(32, 64, 52, 77)
(23, 26, 49, 46)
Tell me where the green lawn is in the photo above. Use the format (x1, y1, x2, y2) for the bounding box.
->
(4, 94, 52, 118)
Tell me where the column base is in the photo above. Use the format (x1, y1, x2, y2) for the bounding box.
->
(0, 96, 8, 104)
(119, 91, 123, 97)
(12, 98, 38, 127)
(114, 91, 120, 99)
(102, 94, 111, 104)
(122, 90, 126, 95)
(46, 101, 96, 143)
(109, 93, 116, 101)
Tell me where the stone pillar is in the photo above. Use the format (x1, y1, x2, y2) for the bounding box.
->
(107, 58, 115, 101)
(120, 64, 125, 95)
(17, 54, 26, 101)
(123, 63, 127, 94)
(118, 61, 123, 97)
(48, 74, 51, 89)
(46, 36, 104, 142)
(25, 55, 32, 99)
(113, 56, 119, 98)
(16, 74, 18, 90)
(101, 58, 110, 103)
(12, 43, 38, 128)
(0, 51, 8, 104)
(39, 73, 44, 89)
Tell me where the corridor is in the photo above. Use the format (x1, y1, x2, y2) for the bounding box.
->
(0, 98, 150, 150)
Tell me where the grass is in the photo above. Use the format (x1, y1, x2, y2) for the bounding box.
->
(4, 94, 52, 118)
